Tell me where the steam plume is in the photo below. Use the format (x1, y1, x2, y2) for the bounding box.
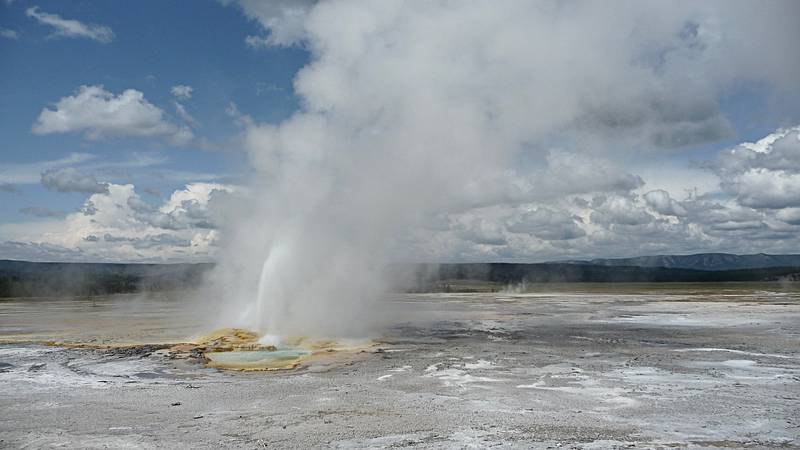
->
(208, 1, 800, 339)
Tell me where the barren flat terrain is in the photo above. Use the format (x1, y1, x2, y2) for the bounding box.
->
(1, 286, 799, 448)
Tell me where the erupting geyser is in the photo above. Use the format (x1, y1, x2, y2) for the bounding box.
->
(254, 243, 291, 345)
(201, 1, 800, 344)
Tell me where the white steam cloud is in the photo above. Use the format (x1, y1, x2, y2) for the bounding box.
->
(209, 0, 800, 340)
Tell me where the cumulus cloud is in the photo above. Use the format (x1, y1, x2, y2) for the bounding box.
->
(4, 2, 799, 286)
(726, 169, 800, 209)
(453, 215, 508, 246)
(533, 152, 644, 199)
(0, 183, 234, 262)
(643, 190, 687, 217)
(590, 196, 656, 227)
(147, 183, 233, 230)
(713, 127, 800, 209)
(506, 207, 586, 241)
(32, 85, 193, 144)
(40, 167, 108, 194)
(26, 6, 114, 43)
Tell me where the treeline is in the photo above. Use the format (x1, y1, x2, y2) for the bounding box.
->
(406, 263, 800, 289)
(0, 260, 213, 297)
(1, 260, 799, 298)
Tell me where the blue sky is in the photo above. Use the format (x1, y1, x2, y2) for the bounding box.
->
(1, 0, 306, 224)
(1, 1, 799, 263)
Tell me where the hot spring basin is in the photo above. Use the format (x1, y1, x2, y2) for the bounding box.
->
(205, 349, 311, 371)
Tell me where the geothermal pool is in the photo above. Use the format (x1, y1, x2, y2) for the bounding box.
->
(1, 285, 799, 448)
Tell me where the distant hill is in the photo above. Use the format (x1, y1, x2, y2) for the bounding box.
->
(560, 253, 800, 271)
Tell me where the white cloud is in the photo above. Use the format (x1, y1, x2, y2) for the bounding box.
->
(32, 85, 193, 144)
(0, 183, 235, 262)
(453, 216, 507, 246)
(714, 127, 800, 209)
(776, 208, 800, 225)
(173, 101, 198, 128)
(0, 28, 18, 39)
(726, 169, 800, 209)
(590, 195, 655, 227)
(643, 190, 687, 217)
(224, 0, 315, 47)
(9, 1, 800, 267)
(26, 6, 114, 43)
(148, 183, 233, 230)
(170, 85, 193, 100)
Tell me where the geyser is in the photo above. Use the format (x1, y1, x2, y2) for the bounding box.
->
(204, 1, 800, 341)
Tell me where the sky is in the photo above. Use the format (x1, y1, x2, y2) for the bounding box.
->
(1, 0, 799, 264)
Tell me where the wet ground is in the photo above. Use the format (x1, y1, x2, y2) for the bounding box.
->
(1, 286, 799, 448)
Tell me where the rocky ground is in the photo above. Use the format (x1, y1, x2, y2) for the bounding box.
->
(1, 288, 799, 448)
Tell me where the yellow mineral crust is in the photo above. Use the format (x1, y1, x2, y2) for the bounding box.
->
(191, 328, 274, 352)
(186, 328, 376, 371)
(31, 327, 375, 372)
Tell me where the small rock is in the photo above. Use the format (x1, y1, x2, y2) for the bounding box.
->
(28, 363, 46, 372)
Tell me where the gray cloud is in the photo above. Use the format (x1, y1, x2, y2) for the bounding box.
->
(0, 183, 19, 193)
(102, 233, 192, 249)
(19, 206, 66, 218)
(506, 207, 585, 241)
(776, 208, 800, 225)
(644, 190, 687, 216)
(455, 217, 507, 246)
(591, 196, 656, 227)
(41, 167, 108, 194)
(143, 187, 162, 198)
(0, 241, 86, 262)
